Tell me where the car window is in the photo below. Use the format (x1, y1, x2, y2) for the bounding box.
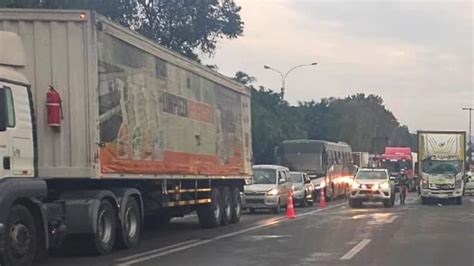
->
(356, 171, 388, 180)
(278, 171, 287, 183)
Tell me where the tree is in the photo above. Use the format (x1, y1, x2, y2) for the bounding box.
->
(0, 0, 244, 61)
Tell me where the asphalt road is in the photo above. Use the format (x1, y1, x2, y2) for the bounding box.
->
(41, 193, 474, 266)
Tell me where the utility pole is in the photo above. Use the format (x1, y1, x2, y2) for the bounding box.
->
(462, 107, 473, 166)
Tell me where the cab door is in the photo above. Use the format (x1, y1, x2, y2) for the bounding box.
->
(0, 83, 34, 178)
(0, 84, 14, 178)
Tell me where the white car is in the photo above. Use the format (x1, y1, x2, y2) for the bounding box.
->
(465, 171, 474, 196)
(349, 168, 395, 208)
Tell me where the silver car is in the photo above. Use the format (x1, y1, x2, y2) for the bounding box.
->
(290, 172, 314, 207)
(244, 165, 292, 213)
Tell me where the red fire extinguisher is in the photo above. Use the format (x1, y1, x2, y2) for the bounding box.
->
(46, 85, 63, 128)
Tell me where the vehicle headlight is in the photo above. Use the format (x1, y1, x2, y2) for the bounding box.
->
(320, 180, 326, 188)
(380, 182, 390, 190)
(267, 188, 278, 196)
(455, 180, 462, 189)
(421, 179, 428, 189)
(351, 182, 360, 189)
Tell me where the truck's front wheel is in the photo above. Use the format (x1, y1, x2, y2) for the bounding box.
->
(91, 200, 117, 255)
(3, 204, 37, 266)
(197, 188, 222, 228)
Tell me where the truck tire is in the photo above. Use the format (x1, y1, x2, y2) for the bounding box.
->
(91, 200, 117, 255)
(220, 187, 232, 225)
(3, 204, 37, 266)
(455, 197, 462, 205)
(197, 188, 222, 228)
(230, 187, 242, 224)
(117, 197, 141, 249)
(420, 197, 428, 205)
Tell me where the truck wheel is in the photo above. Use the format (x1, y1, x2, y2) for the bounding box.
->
(220, 187, 232, 225)
(230, 187, 242, 224)
(420, 197, 428, 205)
(455, 197, 462, 205)
(92, 200, 117, 255)
(197, 188, 222, 228)
(117, 197, 141, 249)
(3, 204, 37, 266)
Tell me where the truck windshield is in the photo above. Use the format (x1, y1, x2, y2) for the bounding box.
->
(422, 160, 461, 175)
(252, 169, 277, 184)
(381, 160, 411, 174)
(356, 171, 388, 180)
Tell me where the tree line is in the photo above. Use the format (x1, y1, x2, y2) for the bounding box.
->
(234, 72, 416, 164)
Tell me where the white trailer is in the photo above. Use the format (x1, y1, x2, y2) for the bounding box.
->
(0, 9, 251, 266)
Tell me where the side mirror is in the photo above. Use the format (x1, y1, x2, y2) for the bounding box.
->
(278, 178, 286, 184)
(0, 88, 7, 132)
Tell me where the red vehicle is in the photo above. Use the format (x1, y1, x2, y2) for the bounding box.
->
(378, 147, 415, 191)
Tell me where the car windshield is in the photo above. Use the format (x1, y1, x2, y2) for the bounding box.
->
(290, 173, 303, 183)
(422, 160, 462, 175)
(252, 169, 277, 184)
(356, 171, 388, 180)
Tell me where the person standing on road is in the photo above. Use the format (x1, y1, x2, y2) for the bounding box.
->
(399, 169, 409, 205)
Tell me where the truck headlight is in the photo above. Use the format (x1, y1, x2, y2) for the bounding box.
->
(379, 182, 390, 190)
(267, 188, 278, 196)
(421, 179, 428, 189)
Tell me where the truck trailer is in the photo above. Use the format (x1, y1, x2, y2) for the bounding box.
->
(418, 131, 466, 205)
(0, 9, 251, 265)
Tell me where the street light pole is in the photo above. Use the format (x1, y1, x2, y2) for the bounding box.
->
(264, 62, 317, 100)
(462, 107, 473, 146)
(463, 107, 473, 166)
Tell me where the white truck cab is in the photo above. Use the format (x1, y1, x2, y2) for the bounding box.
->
(0, 32, 35, 179)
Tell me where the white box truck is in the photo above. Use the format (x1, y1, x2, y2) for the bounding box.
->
(0, 9, 251, 265)
(418, 131, 466, 205)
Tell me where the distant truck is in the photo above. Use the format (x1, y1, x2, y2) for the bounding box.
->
(418, 131, 466, 205)
(0, 9, 251, 265)
(352, 152, 369, 169)
(378, 147, 415, 190)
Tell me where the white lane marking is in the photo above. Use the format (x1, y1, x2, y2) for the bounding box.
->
(116, 202, 347, 265)
(385, 215, 398, 224)
(116, 239, 201, 262)
(339, 238, 371, 260)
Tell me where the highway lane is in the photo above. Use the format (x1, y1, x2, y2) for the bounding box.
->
(39, 197, 347, 266)
(40, 194, 474, 266)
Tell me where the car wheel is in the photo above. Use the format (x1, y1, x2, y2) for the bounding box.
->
(273, 199, 281, 214)
(300, 193, 308, 207)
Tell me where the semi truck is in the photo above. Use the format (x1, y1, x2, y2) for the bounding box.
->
(418, 131, 466, 205)
(0, 9, 252, 266)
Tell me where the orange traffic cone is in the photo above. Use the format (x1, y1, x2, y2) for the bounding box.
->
(286, 190, 295, 219)
(319, 189, 326, 209)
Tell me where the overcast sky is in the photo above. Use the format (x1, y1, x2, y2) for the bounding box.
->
(204, 0, 473, 133)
